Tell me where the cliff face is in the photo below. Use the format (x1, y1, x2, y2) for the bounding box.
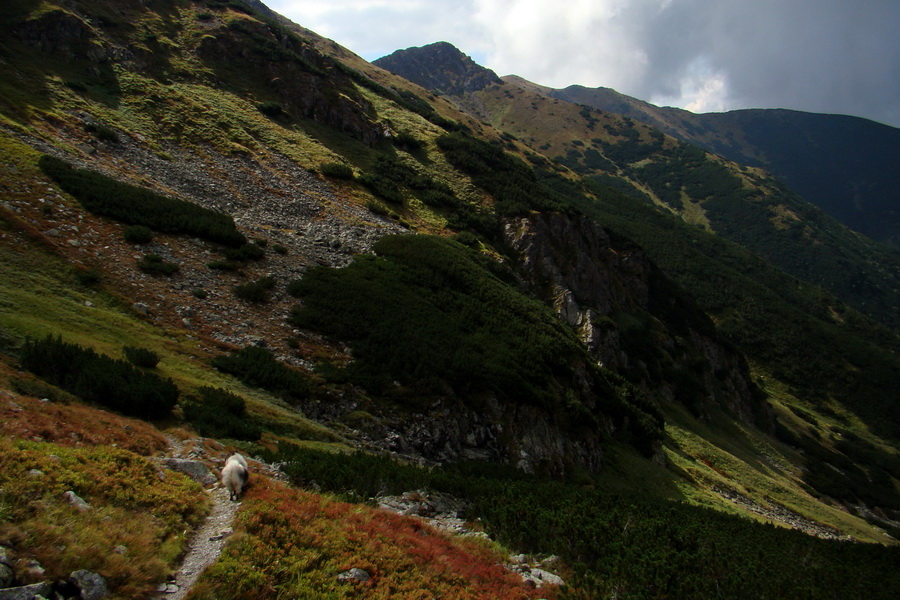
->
(504, 212, 768, 428)
(12, 1, 386, 146)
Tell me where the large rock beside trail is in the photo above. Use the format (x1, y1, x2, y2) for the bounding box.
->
(161, 458, 217, 487)
(0, 582, 52, 600)
(70, 569, 109, 600)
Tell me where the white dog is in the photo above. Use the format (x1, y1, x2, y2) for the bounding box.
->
(221, 453, 249, 501)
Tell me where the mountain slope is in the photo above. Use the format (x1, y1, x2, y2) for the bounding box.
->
(549, 85, 900, 246)
(1, 2, 899, 598)
(375, 44, 900, 333)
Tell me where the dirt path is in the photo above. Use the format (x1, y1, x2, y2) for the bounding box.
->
(154, 436, 243, 599)
(156, 486, 241, 599)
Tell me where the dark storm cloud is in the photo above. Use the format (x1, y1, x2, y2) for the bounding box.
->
(637, 0, 900, 125)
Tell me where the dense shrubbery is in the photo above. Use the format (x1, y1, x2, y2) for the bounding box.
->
(138, 253, 179, 276)
(391, 130, 423, 151)
(39, 155, 246, 247)
(287, 235, 586, 407)
(211, 345, 310, 401)
(287, 234, 662, 450)
(255, 101, 283, 117)
(124, 346, 160, 368)
(264, 444, 900, 600)
(83, 122, 119, 143)
(123, 225, 154, 244)
(233, 275, 276, 302)
(182, 386, 261, 441)
(19, 336, 178, 419)
(319, 162, 354, 179)
(358, 156, 456, 207)
(222, 241, 265, 261)
(436, 132, 570, 216)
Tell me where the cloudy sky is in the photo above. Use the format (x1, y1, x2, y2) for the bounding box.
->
(265, 0, 900, 128)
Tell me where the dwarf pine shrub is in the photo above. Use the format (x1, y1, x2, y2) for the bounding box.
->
(19, 335, 178, 419)
(211, 345, 309, 400)
(319, 162, 354, 179)
(124, 346, 160, 368)
(123, 225, 154, 244)
(182, 386, 261, 441)
(38, 155, 246, 247)
(234, 275, 276, 302)
(138, 254, 179, 276)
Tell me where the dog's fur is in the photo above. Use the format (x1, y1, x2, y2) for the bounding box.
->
(222, 453, 249, 501)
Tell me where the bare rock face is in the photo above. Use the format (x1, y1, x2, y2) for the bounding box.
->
(161, 458, 218, 487)
(15, 8, 98, 58)
(382, 394, 612, 476)
(196, 20, 385, 146)
(504, 212, 770, 428)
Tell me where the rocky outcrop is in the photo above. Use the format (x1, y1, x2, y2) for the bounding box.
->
(197, 19, 386, 145)
(504, 211, 770, 427)
(375, 42, 503, 120)
(15, 8, 101, 60)
(377, 395, 612, 476)
(375, 42, 503, 97)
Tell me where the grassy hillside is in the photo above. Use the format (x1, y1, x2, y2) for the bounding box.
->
(553, 85, 900, 246)
(470, 79, 900, 332)
(0, 1, 898, 599)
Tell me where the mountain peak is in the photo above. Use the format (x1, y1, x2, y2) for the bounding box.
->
(374, 42, 502, 97)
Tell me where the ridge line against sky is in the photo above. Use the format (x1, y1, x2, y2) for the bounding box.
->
(265, 0, 900, 128)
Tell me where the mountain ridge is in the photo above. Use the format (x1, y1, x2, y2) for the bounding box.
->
(550, 86, 900, 246)
(374, 42, 900, 332)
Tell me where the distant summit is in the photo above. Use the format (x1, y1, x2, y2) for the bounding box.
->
(375, 42, 501, 96)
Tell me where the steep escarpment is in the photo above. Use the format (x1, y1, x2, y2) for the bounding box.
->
(504, 212, 766, 427)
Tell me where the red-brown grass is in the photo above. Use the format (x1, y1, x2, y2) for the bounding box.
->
(0, 392, 168, 455)
(188, 477, 556, 599)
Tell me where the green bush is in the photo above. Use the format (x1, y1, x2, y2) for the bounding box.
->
(392, 131, 423, 151)
(212, 345, 310, 401)
(206, 259, 241, 271)
(73, 266, 100, 286)
(123, 225, 154, 244)
(138, 254, 179, 276)
(182, 386, 261, 441)
(83, 123, 119, 143)
(223, 242, 265, 261)
(358, 172, 404, 204)
(286, 278, 304, 298)
(19, 335, 178, 419)
(234, 275, 276, 303)
(123, 346, 160, 368)
(435, 131, 570, 216)
(319, 162, 354, 179)
(39, 155, 245, 247)
(256, 101, 283, 117)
